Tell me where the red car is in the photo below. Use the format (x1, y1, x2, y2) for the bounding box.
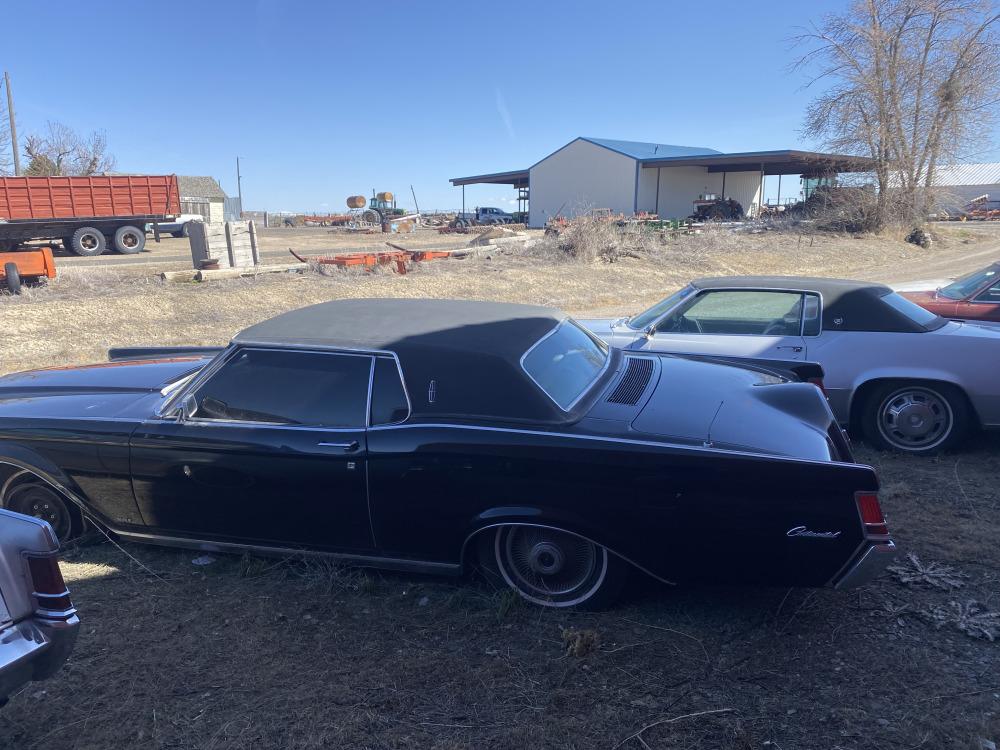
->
(901, 262, 1000, 323)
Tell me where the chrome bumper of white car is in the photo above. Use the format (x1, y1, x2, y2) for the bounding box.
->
(833, 541, 897, 589)
(0, 615, 79, 704)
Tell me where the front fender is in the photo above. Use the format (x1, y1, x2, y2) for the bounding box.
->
(0, 442, 92, 517)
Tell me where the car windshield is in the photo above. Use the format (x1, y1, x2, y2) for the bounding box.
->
(881, 292, 942, 326)
(938, 266, 998, 300)
(627, 286, 696, 329)
(522, 320, 609, 410)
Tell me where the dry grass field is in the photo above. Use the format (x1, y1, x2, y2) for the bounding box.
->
(1, 223, 999, 749)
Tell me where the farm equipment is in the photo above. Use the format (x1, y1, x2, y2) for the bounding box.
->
(0, 175, 181, 256)
(0, 246, 57, 294)
(690, 196, 744, 221)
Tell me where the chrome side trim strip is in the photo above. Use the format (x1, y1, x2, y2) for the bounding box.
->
(112, 529, 461, 575)
(367, 422, 860, 468)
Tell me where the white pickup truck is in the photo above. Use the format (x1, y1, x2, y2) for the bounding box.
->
(0, 508, 79, 705)
(145, 213, 205, 238)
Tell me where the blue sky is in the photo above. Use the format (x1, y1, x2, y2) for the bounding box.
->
(3, 0, 996, 213)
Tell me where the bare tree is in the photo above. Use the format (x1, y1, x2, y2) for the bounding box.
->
(796, 0, 1000, 230)
(22, 121, 116, 176)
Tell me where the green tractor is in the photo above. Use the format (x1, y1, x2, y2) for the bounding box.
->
(361, 191, 407, 224)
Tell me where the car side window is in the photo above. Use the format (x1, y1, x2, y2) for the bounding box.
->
(370, 356, 409, 425)
(190, 348, 371, 427)
(973, 280, 1000, 303)
(802, 293, 822, 335)
(656, 291, 805, 336)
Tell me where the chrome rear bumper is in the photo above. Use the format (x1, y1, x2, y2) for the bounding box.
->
(0, 615, 79, 703)
(833, 541, 897, 589)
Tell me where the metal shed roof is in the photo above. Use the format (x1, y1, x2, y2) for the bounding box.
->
(581, 137, 721, 160)
(930, 163, 1000, 187)
(449, 169, 529, 187)
(639, 149, 875, 175)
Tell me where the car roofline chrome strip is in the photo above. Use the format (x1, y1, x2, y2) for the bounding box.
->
(366, 422, 866, 468)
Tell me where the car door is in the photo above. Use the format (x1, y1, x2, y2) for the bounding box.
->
(634, 289, 814, 360)
(129, 347, 375, 552)
(955, 279, 1000, 322)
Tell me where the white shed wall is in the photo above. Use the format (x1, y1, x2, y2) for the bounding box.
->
(638, 167, 763, 219)
(528, 140, 637, 228)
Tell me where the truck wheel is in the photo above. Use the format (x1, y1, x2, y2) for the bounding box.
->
(3, 263, 21, 294)
(113, 225, 146, 254)
(69, 227, 107, 256)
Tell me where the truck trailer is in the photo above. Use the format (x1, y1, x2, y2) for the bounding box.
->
(0, 175, 181, 256)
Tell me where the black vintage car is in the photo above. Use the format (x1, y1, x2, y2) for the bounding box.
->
(0, 299, 895, 608)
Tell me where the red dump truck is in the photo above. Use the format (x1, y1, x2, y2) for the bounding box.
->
(0, 175, 180, 256)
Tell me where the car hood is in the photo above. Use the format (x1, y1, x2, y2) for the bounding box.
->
(0, 357, 210, 421)
(630, 356, 839, 461)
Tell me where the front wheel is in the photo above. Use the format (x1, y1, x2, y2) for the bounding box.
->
(3, 262, 21, 294)
(863, 381, 970, 454)
(5, 482, 76, 541)
(485, 526, 628, 609)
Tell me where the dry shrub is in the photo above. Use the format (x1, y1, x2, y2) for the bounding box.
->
(561, 626, 600, 657)
(534, 215, 658, 263)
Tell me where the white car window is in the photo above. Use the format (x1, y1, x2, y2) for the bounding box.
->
(657, 291, 804, 336)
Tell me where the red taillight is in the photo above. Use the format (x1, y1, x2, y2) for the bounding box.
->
(808, 376, 827, 395)
(25, 554, 75, 617)
(856, 492, 889, 537)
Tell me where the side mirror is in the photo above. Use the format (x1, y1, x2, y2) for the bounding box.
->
(179, 394, 198, 421)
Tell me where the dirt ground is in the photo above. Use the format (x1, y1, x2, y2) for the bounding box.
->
(1, 224, 999, 749)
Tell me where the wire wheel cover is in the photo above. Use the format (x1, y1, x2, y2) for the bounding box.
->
(496, 527, 607, 605)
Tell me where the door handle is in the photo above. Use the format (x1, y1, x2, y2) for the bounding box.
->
(317, 440, 360, 452)
(776, 345, 803, 353)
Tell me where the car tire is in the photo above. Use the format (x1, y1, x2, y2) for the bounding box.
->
(3, 262, 21, 295)
(480, 526, 628, 609)
(4, 481, 77, 542)
(68, 227, 107, 256)
(113, 225, 146, 254)
(862, 381, 971, 454)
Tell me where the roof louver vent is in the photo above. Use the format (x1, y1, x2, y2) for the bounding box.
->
(606, 357, 654, 405)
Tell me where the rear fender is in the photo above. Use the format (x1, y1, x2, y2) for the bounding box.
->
(459, 507, 676, 585)
(847, 369, 975, 426)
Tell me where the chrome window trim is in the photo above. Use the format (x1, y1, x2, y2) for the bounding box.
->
(366, 422, 860, 468)
(175, 346, 373, 430)
(519, 318, 612, 413)
(644, 287, 827, 338)
(158, 344, 414, 427)
(369, 354, 413, 427)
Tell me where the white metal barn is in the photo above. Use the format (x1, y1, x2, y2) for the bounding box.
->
(451, 137, 871, 228)
(929, 162, 1000, 211)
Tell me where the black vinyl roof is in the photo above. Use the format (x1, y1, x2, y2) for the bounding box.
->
(234, 299, 570, 423)
(689, 276, 944, 333)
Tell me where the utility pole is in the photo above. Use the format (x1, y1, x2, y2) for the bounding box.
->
(4, 71, 21, 176)
(236, 156, 243, 213)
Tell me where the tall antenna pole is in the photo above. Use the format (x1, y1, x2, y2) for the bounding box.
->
(4, 71, 22, 176)
(236, 156, 243, 212)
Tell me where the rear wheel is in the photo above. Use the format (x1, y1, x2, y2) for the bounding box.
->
(3, 262, 21, 295)
(113, 225, 146, 254)
(69, 226, 106, 256)
(5, 482, 75, 541)
(862, 381, 970, 454)
(484, 526, 628, 609)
